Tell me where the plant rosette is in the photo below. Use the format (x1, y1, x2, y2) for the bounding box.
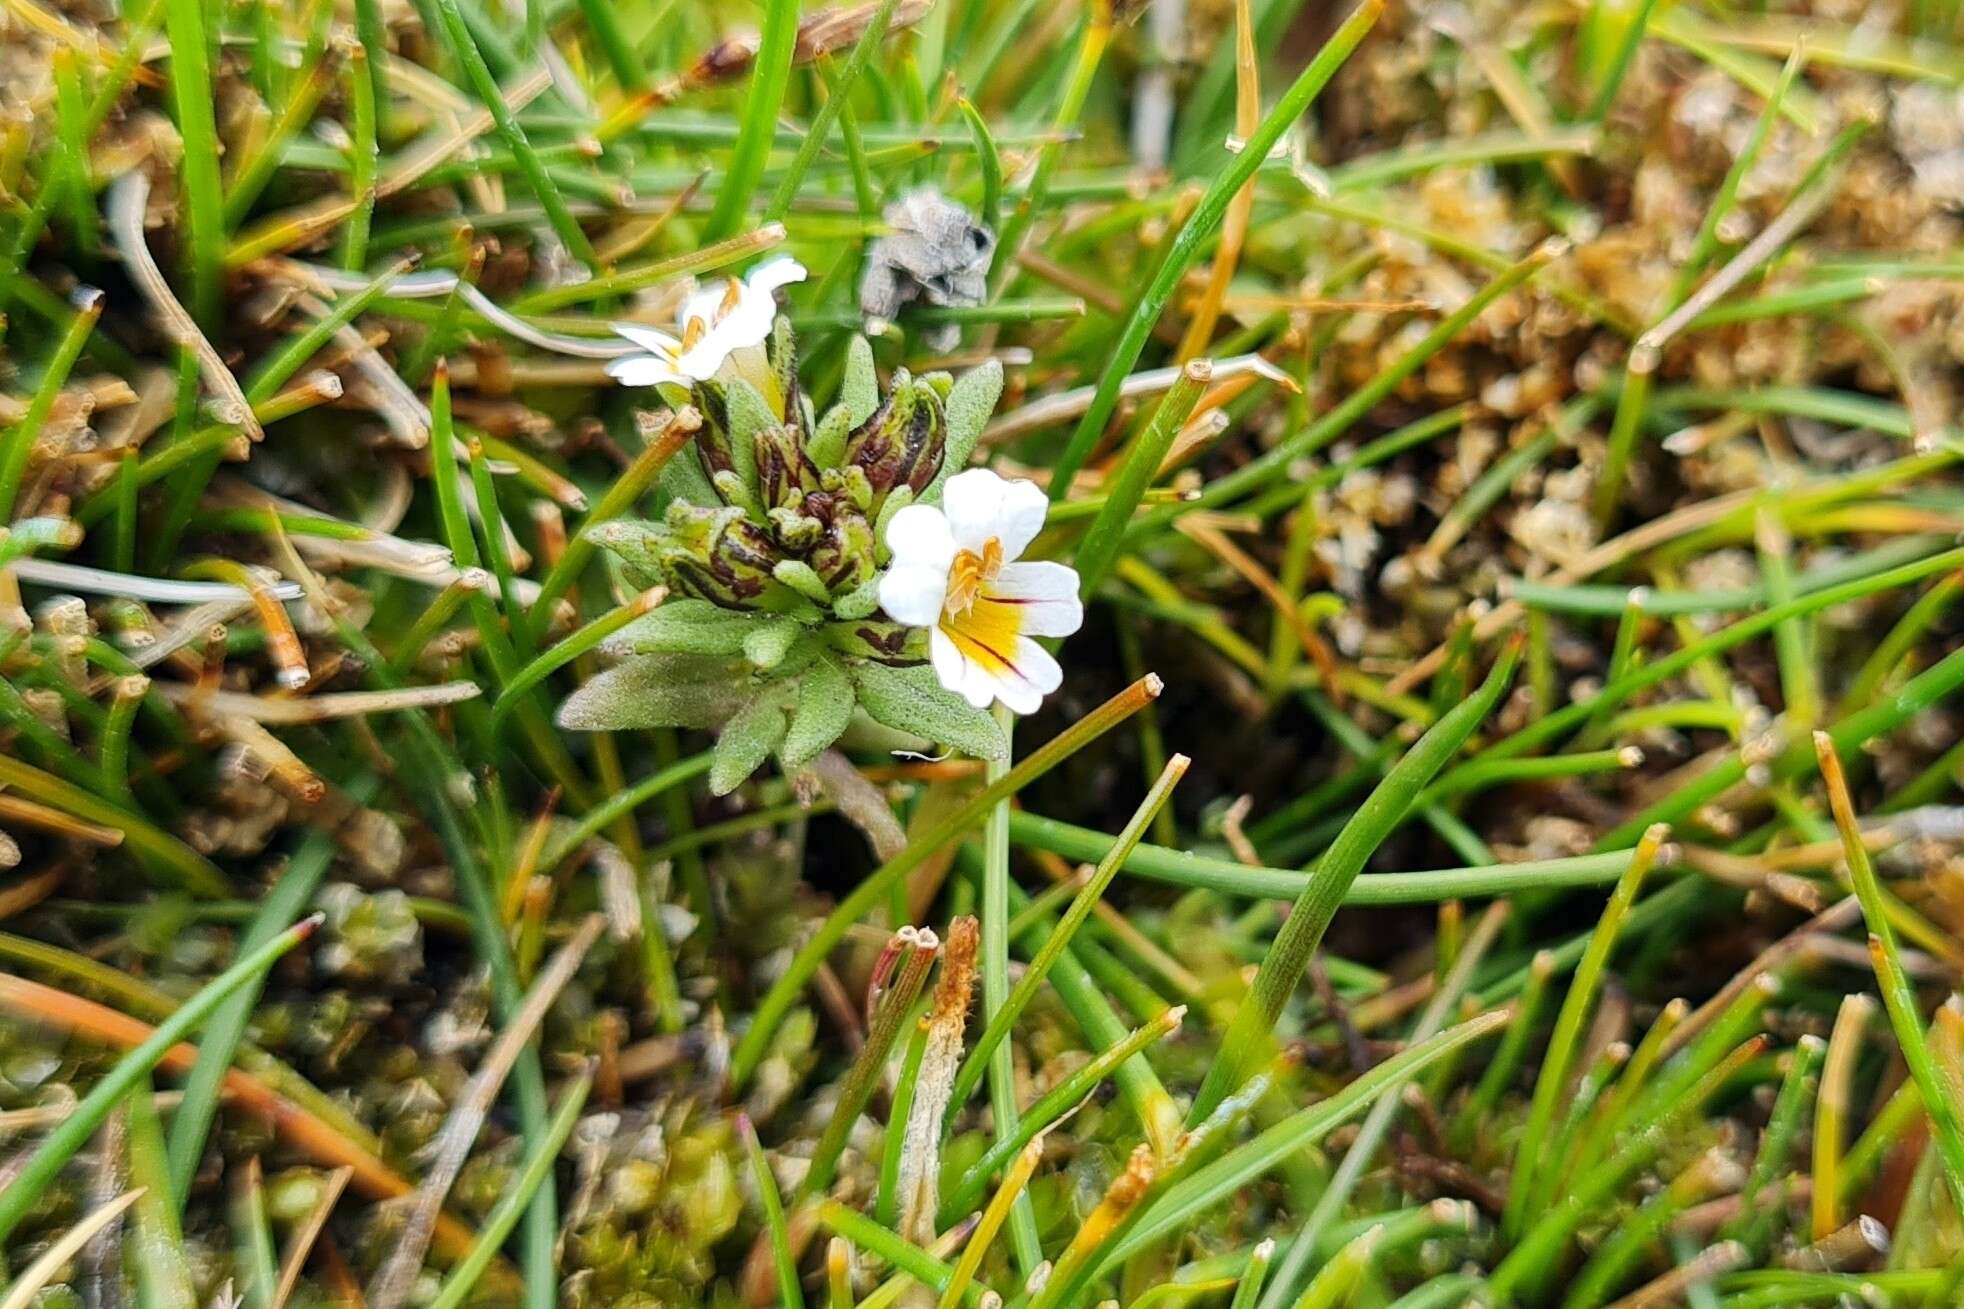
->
(560, 259, 1079, 794)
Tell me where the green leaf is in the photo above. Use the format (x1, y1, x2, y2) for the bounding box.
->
(557, 654, 750, 731)
(808, 402, 853, 469)
(659, 438, 720, 509)
(843, 335, 880, 425)
(831, 574, 883, 621)
(850, 662, 1007, 761)
(773, 558, 834, 606)
(587, 519, 672, 590)
(743, 617, 806, 669)
(873, 487, 916, 557)
(928, 359, 1003, 498)
(781, 658, 855, 770)
(712, 687, 791, 794)
(605, 598, 766, 657)
(725, 377, 778, 477)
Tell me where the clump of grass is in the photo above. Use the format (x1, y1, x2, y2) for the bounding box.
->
(4, 0, 1964, 1306)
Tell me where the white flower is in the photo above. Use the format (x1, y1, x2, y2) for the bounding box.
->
(606, 255, 807, 389)
(877, 469, 1083, 715)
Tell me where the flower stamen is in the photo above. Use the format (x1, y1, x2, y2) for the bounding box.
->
(945, 538, 1002, 616)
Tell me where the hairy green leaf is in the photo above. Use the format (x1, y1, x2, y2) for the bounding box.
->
(850, 662, 1006, 760)
(781, 657, 854, 770)
(712, 687, 791, 793)
(843, 335, 880, 426)
(557, 654, 750, 731)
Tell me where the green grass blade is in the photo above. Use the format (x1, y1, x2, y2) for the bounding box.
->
(1186, 642, 1518, 1122)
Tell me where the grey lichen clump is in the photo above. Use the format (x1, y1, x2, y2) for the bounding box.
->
(557, 323, 1008, 793)
(860, 189, 996, 350)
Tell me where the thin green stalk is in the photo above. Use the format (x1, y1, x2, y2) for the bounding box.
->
(1048, 0, 1384, 498)
(741, 1114, 805, 1309)
(1454, 951, 1554, 1150)
(956, 97, 1003, 233)
(423, 1073, 592, 1309)
(975, 703, 1042, 1272)
(163, 0, 225, 325)
(1816, 736, 1964, 1215)
(0, 288, 102, 520)
(1187, 643, 1518, 1122)
(990, 2, 1114, 292)
(1004, 813, 1641, 903)
(426, 0, 597, 268)
(230, 1160, 278, 1309)
(125, 1076, 196, 1309)
(766, 0, 900, 223)
(342, 46, 378, 269)
(1844, 570, 1963, 710)
(1502, 826, 1667, 1239)
(165, 799, 364, 1203)
(1584, 0, 1663, 119)
(539, 753, 713, 874)
(816, 1203, 978, 1307)
(875, 1015, 931, 1229)
(489, 590, 663, 732)
(704, 0, 799, 240)
(1073, 360, 1211, 598)
(952, 754, 1187, 1108)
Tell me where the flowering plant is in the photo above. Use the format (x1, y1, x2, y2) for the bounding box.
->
(558, 259, 1077, 793)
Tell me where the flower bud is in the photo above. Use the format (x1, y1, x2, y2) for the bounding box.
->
(805, 497, 877, 596)
(754, 422, 820, 512)
(594, 504, 786, 610)
(842, 369, 946, 512)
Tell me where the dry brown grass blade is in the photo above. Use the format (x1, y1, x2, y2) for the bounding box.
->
(273, 1166, 353, 1309)
(1175, 0, 1258, 361)
(156, 681, 483, 723)
(0, 795, 124, 847)
(105, 172, 262, 440)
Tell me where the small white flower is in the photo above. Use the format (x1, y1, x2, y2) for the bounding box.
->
(878, 469, 1083, 715)
(606, 255, 807, 389)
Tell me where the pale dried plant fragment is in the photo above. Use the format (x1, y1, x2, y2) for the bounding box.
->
(896, 915, 978, 1244)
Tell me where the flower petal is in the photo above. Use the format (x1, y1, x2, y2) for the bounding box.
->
(942, 468, 1048, 559)
(878, 564, 949, 626)
(883, 503, 956, 572)
(612, 323, 682, 355)
(989, 561, 1083, 637)
(929, 627, 992, 708)
(1011, 636, 1063, 697)
(607, 354, 687, 388)
(678, 311, 773, 380)
(747, 256, 808, 297)
(678, 280, 731, 335)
